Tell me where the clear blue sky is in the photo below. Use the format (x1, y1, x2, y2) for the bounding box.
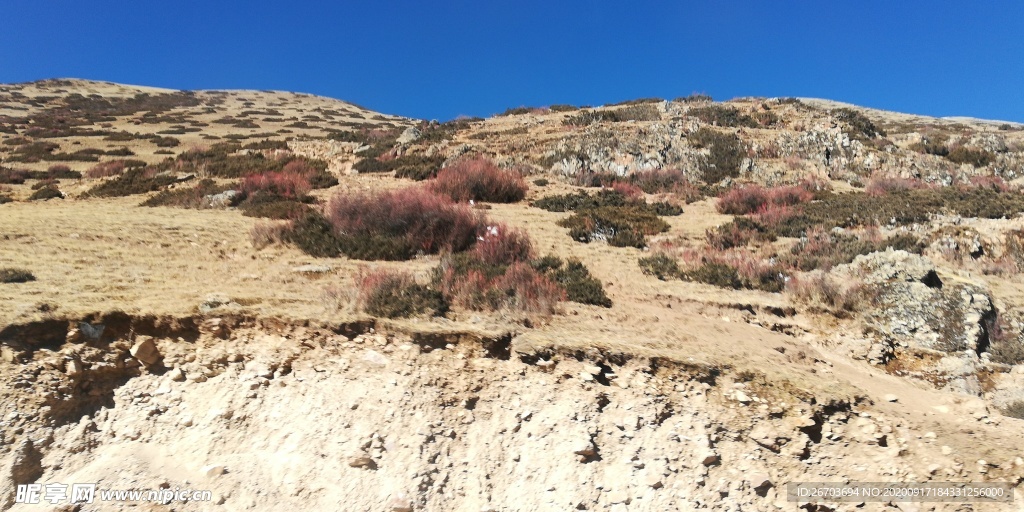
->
(2, 1, 1022, 122)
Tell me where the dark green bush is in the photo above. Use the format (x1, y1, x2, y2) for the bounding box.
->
(537, 257, 611, 307)
(0, 268, 35, 283)
(947, 147, 995, 167)
(831, 108, 884, 140)
(689, 128, 745, 183)
(141, 179, 239, 208)
(558, 205, 670, 248)
(153, 136, 180, 148)
(239, 196, 312, 219)
(757, 188, 1024, 237)
(285, 213, 344, 258)
(688, 106, 758, 128)
(359, 271, 449, 318)
(533, 178, 549, 186)
(638, 253, 681, 280)
(674, 93, 713, 103)
(28, 186, 62, 201)
(86, 167, 178, 197)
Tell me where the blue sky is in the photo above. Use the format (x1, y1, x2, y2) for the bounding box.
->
(2, 1, 1022, 122)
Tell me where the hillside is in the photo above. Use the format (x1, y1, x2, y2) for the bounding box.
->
(3, 79, 1024, 510)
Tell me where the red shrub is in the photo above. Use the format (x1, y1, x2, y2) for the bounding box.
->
(326, 187, 484, 254)
(86, 160, 126, 178)
(282, 159, 315, 175)
(865, 174, 930, 196)
(442, 263, 563, 315)
(717, 183, 814, 215)
(753, 203, 796, 229)
(472, 224, 535, 266)
(240, 170, 311, 199)
(965, 175, 1011, 192)
(717, 185, 771, 215)
(610, 181, 643, 199)
(428, 157, 527, 203)
(490, 262, 565, 314)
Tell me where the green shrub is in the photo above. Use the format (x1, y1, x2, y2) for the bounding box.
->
(684, 261, 744, 289)
(831, 108, 884, 140)
(239, 196, 312, 219)
(563, 104, 660, 126)
(86, 167, 178, 197)
(782, 229, 921, 271)
(141, 179, 239, 208)
(153, 136, 180, 148)
(674, 93, 713, 103)
(534, 257, 611, 307)
(759, 188, 1024, 237)
(638, 253, 682, 281)
(533, 178, 549, 186)
(0, 268, 35, 283)
(358, 270, 449, 318)
(558, 205, 670, 248)
(947, 146, 995, 167)
(28, 186, 62, 201)
(688, 105, 758, 128)
(283, 213, 344, 257)
(689, 128, 745, 183)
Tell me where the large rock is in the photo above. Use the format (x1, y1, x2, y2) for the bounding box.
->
(130, 336, 161, 365)
(847, 250, 994, 356)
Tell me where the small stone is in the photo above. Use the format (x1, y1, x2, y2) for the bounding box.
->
(584, 365, 603, 375)
(168, 368, 186, 382)
(362, 350, 389, 366)
(64, 359, 84, 377)
(130, 337, 161, 365)
(292, 264, 332, 274)
(349, 453, 376, 469)
(579, 372, 594, 382)
(941, 445, 953, 455)
(387, 493, 414, 512)
(734, 391, 751, 404)
(748, 473, 772, 489)
(202, 465, 226, 477)
(608, 489, 631, 505)
(701, 452, 720, 466)
(884, 394, 899, 403)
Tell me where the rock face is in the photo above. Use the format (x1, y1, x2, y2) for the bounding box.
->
(849, 250, 994, 357)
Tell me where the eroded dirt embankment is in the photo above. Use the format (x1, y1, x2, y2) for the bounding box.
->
(1, 314, 1021, 511)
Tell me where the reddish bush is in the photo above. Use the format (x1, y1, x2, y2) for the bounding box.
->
(630, 168, 702, 201)
(864, 174, 931, 196)
(326, 187, 484, 255)
(282, 159, 315, 175)
(240, 170, 311, 199)
(86, 160, 126, 178)
(717, 185, 771, 215)
(610, 181, 643, 199)
(717, 183, 814, 215)
(753, 203, 796, 229)
(472, 224, 535, 266)
(965, 175, 1011, 192)
(490, 262, 565, 314)
(441, 262, 564, 315)
(428, 157, 527, 203)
